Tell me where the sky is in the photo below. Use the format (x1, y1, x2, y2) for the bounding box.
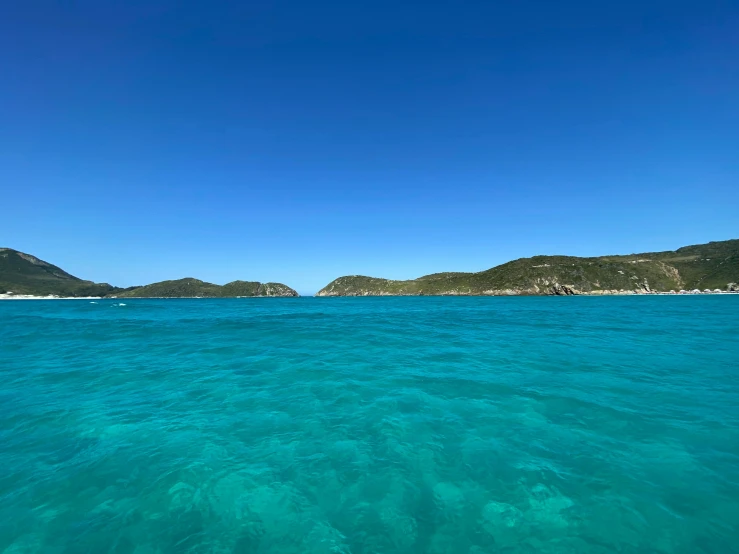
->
(1, 1, 737, 295)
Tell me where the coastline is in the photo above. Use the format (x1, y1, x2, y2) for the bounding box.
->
(0, 294, 299, 300)
(0, 294, 103, 300)
(315, 288, 739, 298)
(3, 291, 738, 300)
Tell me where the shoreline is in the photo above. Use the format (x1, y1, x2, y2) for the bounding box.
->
(0, 294, 104, 300)
(0, 294, 299, 300)
(315, 291, 739, 298)
(2, 291, 738, 300)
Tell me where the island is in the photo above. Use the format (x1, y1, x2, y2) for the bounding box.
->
(0, 248, 299, 298)
(112, 278, 298, 298)
(316, 239, 739, 296)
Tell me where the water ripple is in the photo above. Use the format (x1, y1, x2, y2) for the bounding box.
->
(1, 296, 738, 553)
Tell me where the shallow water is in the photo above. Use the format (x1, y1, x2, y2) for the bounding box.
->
(1, 296, 738, 553)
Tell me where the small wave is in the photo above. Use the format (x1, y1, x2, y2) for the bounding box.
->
(1, 296, 737, 553)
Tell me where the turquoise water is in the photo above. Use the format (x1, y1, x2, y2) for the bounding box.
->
(1, 297, 738, 554)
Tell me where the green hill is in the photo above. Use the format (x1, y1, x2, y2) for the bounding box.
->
(1, 248, 299, 298)
(316, 239, 739, 296)
(114, 278, 298, 298)
(0, 248, 121, 297)
(220, 280, 299, 297)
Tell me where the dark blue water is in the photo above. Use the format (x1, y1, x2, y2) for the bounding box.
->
(1, 296, 738, 553)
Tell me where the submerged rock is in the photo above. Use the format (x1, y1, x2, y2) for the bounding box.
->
(481, 500, 523, 529)
(480, 501, 524, 549)
(526, 483, 574, 529)
(432, 482, 466, 513)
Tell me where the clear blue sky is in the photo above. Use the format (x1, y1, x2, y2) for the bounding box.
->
(1, 1, 737, 294)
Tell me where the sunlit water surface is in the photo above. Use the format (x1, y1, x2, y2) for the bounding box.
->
(1, 296, 738, 553)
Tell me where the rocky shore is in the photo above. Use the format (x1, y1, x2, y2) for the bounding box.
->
(549, 283, 739, 296)
(315, 288, 739, 297)
(315, 281, 739, 297)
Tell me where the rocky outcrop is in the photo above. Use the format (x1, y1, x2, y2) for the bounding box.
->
(728, 283, 739, 292)
(550, 284, 579, 296)
(256, 283, 300, 297)
(656, 262, 683, 289)
(221, 280, 299, 297)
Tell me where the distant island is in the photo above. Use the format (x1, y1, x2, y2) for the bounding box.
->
(113, 278, 298, 298)
(2, 240, 738, 299)
(316, 239, 739, 297)
(0, 248, 299, 298)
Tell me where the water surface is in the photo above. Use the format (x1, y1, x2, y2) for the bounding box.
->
(1, 297, 738, 553)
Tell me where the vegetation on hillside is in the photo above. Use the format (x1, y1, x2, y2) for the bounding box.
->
(5, 239, 736, 298)
(220, 280, 299, 297)
(115, 278, 299, 298)
(317, 239, 739, 296)
(1, 248, 299, 298)
(0, 248, 122, 297)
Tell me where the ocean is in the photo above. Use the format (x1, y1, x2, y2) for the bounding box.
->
(1, 296, 737, 554)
